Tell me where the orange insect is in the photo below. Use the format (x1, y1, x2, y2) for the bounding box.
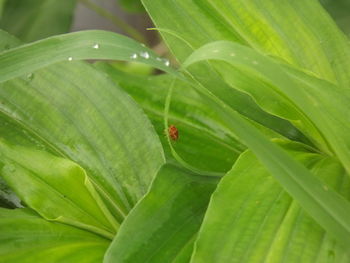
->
(168, 125, 179, 141)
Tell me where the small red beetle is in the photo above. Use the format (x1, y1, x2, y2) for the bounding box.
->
(168, 125, 179, 141)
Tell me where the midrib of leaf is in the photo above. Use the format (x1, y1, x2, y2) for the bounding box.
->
(240, 190, 287, 262)
(261, 199, 299, 263)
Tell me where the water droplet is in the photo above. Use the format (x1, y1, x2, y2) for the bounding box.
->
(93, 43, 99, 49)
(164, 59, 170, 67)
(323, 185, 329, 191)
(252, 60, 258, 65)
(212, 49, 219, 53)
(141, 43, 146, 47)
(130, 53, 138, 59)
(156, 57, 162, 61)
(68, 57, 73, 61)
(27, 73, 34, 80)
(230, 52, 236, 57)
(140, 51, 150, 59)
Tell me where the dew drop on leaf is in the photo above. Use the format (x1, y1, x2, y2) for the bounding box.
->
(68, 57, 73, 61)
(140, 51, 150, 59)
(93, 43, 100, 49)
(130, 53, 138, 59)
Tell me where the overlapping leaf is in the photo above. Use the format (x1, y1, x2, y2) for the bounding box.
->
(0, 141, 117, 239)
(104, 164, 218, 263)
(142, 0, 307, 143)
(192, 142, 350, 262)
(95, 62, 245, 173)
(183, 40, 350, 172)
(0, 60, 165, 222)
(0, 208, 109, 263)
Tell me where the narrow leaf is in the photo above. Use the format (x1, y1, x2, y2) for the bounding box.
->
(0, 30, 177, 83)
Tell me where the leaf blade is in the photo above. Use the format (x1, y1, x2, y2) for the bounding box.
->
(104, 164, 218, 263)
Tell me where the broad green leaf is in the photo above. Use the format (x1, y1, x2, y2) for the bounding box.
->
(95, 62, 311, 172)
(0, 208, 109, 263)
(0, 141, 117, 239)
(0, 30, 176, 84)
(143, 0, 350, 91)
(168, 61, 350, 249)
(0, 0, 76, 42)
(0, 60, 165, 222)
(192, 142, 350, 262)
(142, 0, 307, 144)
(104, 164, 218, 263)
(183, 40, 350, 173)
(95, 62, 245, 173)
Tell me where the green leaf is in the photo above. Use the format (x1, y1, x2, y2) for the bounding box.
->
(95, 62, 245, 173)
(0, 141, 117, 239)
(0, 60, 165, 221)
(143, 0, 350, 91)
(192, 142, 350, 262)
(119, 0, 144, 13)
(183, 40, 350, 173)
(0, 0, 77, 42)
(0, 30, 177, 84)
(0, 208, 109, 263)
(181, 45, 350, 249)
(0, 29, 21, 51)
(321, 0, 350, 36)
(104, 164, 218, 263)
(142, 1, 307, 144)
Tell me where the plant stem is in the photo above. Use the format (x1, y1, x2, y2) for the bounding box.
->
(78, 0, 147, 44)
